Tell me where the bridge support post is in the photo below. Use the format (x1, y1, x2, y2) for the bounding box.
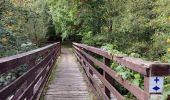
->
(103, 57, 111, 99)
(86, 51, 94, 85)
(144, 64, 166, 100)
(27, 58, 36, 99)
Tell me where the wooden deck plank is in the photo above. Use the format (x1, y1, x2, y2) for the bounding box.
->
(44, 48, 93, 100)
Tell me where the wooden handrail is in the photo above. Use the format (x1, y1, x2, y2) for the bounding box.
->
(73, 43, 170, 76)
(0, 43, 58, 74)
(0, 42, 61, 100)
(73, 42, 170, 100)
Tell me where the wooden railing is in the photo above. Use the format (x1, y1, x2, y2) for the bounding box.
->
(0, 42, 60, 100)
(73, 42, 170, 100)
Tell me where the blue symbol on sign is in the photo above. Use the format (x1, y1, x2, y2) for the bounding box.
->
(153, 86, 160, 91)
(154, 77, 159, 83)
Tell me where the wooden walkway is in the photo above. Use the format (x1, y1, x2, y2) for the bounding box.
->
(44, 48, 93, 100)
(1, 42, 169, 100)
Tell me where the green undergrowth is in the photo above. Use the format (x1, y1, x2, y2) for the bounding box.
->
(62, 44, 72, 48)
(0, 64, 28, 88)
(99, 45, 170, 99)
(61, 41, 73, 48)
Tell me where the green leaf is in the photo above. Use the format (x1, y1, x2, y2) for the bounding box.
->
(134, 74, 140, 79)
(132, 79, 140, 86)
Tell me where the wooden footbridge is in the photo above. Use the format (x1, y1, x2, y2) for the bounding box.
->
(0, 42, 170, 100)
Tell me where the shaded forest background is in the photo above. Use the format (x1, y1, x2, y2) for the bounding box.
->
(0, 0, 170, 99)
(0, 0, 58, 57)
(47, 0, 170, 62)
(1, 0, 170, 62)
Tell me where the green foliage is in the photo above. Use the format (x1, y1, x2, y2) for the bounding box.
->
(164, 77, 170, 99)
(0, 0, 54, 57)
(111, 62, 144, 99)
(0, 0, 170, 98)
(111, 62, 144, 88)
(0, 64, 28, 86)
(48, 0, 170, 62)
(0, 0, 54, 90)
(101, 44, 127, 56)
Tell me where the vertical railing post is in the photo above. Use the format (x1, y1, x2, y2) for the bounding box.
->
(59, 42, 61, 55)
(103, 57, 111, 99)
(28, 58, 36, 69)
(144, 65, 164, 100)
(87, 51, 94, 76)
(88, 58, 94, 85)
(168, 95, 170, 99)
(83, 49, 94, 80)
(144, 76, 149, 100)
(27, 58, 36, 99)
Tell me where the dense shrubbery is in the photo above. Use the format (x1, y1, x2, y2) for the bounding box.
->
(1, 0, 170, 99)
(0, 0, 55, 89)
(0, 0, 55, 58)
(48, 0, 170, 61)
(0, 64, 28, 88)
(48, 0, 170, 98)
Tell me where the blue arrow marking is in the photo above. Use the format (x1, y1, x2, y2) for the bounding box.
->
(153, 86, 160, 92)
(154, 77, 159, 83)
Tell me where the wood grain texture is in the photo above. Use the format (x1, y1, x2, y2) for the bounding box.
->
(44, 48, 93, 100)
(0, 42, 60, 100)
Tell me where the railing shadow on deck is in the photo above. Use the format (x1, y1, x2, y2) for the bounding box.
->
(73, 42, 170, 100)
(0, 42, 61, 100)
